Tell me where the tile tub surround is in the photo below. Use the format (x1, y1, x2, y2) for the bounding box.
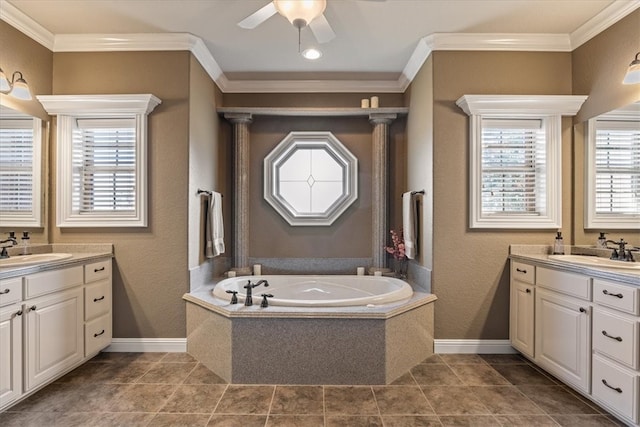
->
(184, 289, 435, 384)
(0, 351, 624, 427)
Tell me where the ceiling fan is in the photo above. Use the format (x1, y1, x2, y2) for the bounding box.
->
(237, 0, 335, 44)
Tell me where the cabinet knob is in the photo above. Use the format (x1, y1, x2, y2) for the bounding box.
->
(525, 288, 531, 294)
(579, 307, 587, 313)
(602, 290, 623, 299)
(0, 288, 10, 295)
(15, 310, 22, 316)
(28, 305, 37, 312)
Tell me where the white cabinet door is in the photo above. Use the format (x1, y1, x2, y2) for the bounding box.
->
(24, 287, 83, 391)
(510, 280, 535, 358)
(0, 304, 22, 409)
(535, 288, 591, 393)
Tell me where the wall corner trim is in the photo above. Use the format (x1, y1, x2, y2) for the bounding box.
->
(0, 0, 54, 49)
(570, 0, 640, 50)
(434, 339, 517, 354)
(103, 338, 187, 353)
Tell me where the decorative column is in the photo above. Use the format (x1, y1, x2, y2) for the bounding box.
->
(225, 113, 252, 273)
(369, 113, 397, 270)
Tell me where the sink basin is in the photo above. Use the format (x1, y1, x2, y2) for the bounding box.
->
(0, 253, 73, 268)
(548, 255, 640, 270)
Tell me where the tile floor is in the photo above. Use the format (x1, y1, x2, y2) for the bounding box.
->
(0, 352, 626, 426)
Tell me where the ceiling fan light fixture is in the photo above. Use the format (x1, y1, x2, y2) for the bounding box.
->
(274, 0, 327, 27)
(302, 48, 322, 60)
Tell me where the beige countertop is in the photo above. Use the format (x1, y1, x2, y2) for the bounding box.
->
(509, 245, 640, 287)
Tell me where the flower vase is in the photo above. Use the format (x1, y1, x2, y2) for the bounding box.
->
(392, 258, 408, 279)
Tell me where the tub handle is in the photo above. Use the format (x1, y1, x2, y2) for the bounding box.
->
(225, 290, 238, 304)
(261, 293, 274, 308)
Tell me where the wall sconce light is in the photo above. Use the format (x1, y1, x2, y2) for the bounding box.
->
(0, 68, 33, 100)
(623, 52, 640, 84)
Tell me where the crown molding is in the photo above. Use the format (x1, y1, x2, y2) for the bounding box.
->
(570, 0, 640, 49)
(456, 94, 588, 116)
(0, 0, 54, 49)
(1, 0, 637, 93)
(37, 94, 162, 115)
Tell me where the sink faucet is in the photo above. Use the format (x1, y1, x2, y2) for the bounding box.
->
(0, 232, 18, 259)
(243, 279, 270, 306)
(605, 239, 637, 261)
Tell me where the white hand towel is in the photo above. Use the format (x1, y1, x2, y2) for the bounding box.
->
(205, 192, 225, 258)
(402, 191, 416, 260)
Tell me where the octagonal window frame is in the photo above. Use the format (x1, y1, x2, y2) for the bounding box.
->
(264, 131, 358, 226)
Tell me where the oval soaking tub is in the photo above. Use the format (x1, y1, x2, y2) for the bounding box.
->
(212, 275, 413, 307)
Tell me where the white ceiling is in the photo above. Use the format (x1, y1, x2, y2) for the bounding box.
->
(3, 0, 639, 91)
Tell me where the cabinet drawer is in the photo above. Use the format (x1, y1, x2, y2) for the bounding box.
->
(0, 277, 22, 307)
(593, 308, 639, 370)
(85, 314, 112, 357)
(594, 279, 639, 316)
(24, 266, 83, 299)
(84, 280, 111, 321)
(592, 354, 639, 424)
(511, 261, 535, 285)
(84, 260, 111, 284)
(537, 267, 591, 301)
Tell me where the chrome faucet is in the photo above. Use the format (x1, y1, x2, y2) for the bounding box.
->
(0, 232, 18, 259)
(243, 279, 270, 306)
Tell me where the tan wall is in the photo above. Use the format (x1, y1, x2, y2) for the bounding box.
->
(405, 56, 434, 270)
(188, 56, 227, 269)
(430, 51, 574, 339)
(50, 51, 191, 338)
(572, 9, 640, 246)
(224, 93, 406, 109)
(0, 21, 52, 244)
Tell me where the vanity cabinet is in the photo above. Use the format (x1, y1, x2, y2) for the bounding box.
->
(510, 258, 640, 426)
(0, 257, 112, 411)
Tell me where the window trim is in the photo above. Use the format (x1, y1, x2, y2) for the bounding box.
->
(457, 95, 586, 229)
(584, 114, 640, 229)
(0, 116, 43, 227)
(38, 94, 161, 227)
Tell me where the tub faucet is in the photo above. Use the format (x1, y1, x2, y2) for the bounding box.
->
(243, 279, 270, 306)
(0, 232, 18, 259)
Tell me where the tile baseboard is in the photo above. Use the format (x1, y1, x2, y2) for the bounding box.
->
(434, 339, 516, 354)
(104, 338, 187, 353)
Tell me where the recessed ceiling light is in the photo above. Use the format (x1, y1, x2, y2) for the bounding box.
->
(302, 48, 322, 60)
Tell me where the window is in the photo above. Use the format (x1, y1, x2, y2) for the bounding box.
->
(585, 116, 640, 229)
(457, 95, 586, 229)
(38, 94, 161, 227)
(0, 116, 42, 227)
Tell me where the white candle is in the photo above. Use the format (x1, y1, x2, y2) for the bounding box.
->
(227, 271, 236, 278)
(361, 98, 370, 108)
(370, 96, 379, 108)
(374, 271, 382, 276)
(357, 267, 365, 275)
(253, 264, 262, 275)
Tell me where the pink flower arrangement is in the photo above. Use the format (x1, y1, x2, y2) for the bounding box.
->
(385, 229, 407, 260)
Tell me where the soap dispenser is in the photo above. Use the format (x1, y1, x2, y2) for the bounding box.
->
(21, 231, 31, 255)
(553, 231, 565, 255)
(597, 232, 607, 249)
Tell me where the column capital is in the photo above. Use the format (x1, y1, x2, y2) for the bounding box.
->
(369, 113, 397, 125)
(224, 112, 253, 124)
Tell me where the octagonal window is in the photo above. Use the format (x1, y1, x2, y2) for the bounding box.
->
(264, 131, 358, 226)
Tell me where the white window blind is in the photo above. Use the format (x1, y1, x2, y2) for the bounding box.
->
(480, 119, 546, 216)
(72, 118, 136, 213)
(594, 120, 640, 216)
(0, 119, 34, 213)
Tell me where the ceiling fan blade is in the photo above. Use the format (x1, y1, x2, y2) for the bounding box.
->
(308, 14, 336, 44)
(237, 2, 277, 29)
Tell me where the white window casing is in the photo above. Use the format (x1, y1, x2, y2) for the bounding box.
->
(457, 95, 587, 229)
(37, 94, 161, 227)
(0, 117, 42, 227)
(585, 114, 640, 229)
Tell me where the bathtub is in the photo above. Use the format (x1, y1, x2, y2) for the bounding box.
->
(212, 275, 413, 307)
